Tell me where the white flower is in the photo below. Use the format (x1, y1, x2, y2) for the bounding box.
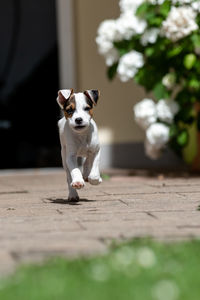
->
(148, 0, 165, 4)
(157, 99, 179, 124)
(96, 19, 119, 55)
(116, 14, 147, 40)
(141, 28, 160, 46)
(96, 20, 120, 66)
(96, 20, 119, 45)
(96, 37, 119, 66)
(145, 140, 163, 159)
(145, 122, 170, 159)
(119, 0, 144, 14)
(161, 6, 198, 42)
(162, 73, 176, 90)
(146, 123, 170, 148)
(172, 0, 192, 4)
(192, 1, 200, 13)
(96, 36, 113, 55)
(117, 50, 144, 82)
(104, 48, 120, 66)
(134, 98, 157, 129)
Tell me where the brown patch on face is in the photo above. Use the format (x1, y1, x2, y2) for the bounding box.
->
(63, 97, 76, 119)
(85, 97, 93, 117)
(89, 108, 93, 117)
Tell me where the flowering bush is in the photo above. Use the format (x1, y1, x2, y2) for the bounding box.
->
(96, 0, 200, 160)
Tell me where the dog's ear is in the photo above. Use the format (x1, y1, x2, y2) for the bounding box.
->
(57, 89, 74, 109)
(84, 90, 100, 106)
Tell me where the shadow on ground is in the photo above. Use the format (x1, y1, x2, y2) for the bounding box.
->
(46, 198, 95, 206)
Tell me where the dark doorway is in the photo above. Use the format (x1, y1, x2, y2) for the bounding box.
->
(0, 0, 61, 168)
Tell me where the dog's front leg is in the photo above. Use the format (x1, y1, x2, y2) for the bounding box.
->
(61, 147, 79, 201)
(86, 149, 102, 185)
(66, 154, 85, 190)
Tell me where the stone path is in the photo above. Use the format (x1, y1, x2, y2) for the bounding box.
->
(0, 168, 200, 275)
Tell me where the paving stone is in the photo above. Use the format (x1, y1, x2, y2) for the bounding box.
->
(0, 169, 200, 275)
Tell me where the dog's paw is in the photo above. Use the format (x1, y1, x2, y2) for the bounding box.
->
(88, 176, 102, 185)
(68, 196, 80, 202)
(71, 180, 85, 189)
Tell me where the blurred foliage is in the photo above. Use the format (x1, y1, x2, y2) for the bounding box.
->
(1, 239, 200, 300)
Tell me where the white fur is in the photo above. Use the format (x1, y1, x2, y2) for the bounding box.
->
(57, 91, 102, 201)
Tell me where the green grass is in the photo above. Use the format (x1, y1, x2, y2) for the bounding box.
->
(1, 239, 200, 300)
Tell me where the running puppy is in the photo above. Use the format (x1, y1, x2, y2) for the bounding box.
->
(57, 89, 102, 201)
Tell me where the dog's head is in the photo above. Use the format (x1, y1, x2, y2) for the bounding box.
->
(57, 89, 100, 133)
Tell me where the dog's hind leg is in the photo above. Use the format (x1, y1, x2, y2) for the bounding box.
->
(83, 157, 91, 182)
(86, 149, 102, 185)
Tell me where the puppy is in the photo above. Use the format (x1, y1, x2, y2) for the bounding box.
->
(57, 89, 102, 201)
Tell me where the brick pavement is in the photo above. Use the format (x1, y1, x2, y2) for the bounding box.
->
(0, 168, 200, 275)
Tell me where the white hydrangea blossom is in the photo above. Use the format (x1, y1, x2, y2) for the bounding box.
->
(145, 122, 170, 160)
(134, 98, 157, 129)
(145, 140, 163, 159)
(104, 48, 120, 66)
(172, 0, 192, 4)
(145, 123, 170, 159)
(117, 50, 144, 82)
(119, 0, 144, 14)
(116, 14, 147, 40)
(162, 73, 176, 89)
(157, 99, 179, 124)
(161, 6, 198, 42)
(96, 20, 120, 66)
(141, 28, 160, 46)
(96, 14, 147, 66)
(171, 0, 200, 13)
(146, 123, 170, 147)
(148, 0, 165, 4)
(192, 1, 200, 12)
(96, 20, 119, 50)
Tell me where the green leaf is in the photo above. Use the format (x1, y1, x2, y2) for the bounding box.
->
(159, 1, 171, 18)
(183, 54, 197, 70)
(153, 82, 169, 100)
(148, 16, 163, 27)
(145, 47, 155, 57)
(167, 46, 182, 58)
(176, 106, 194, 124)
(191, 33, 200, 48)
(169, 124, 179, 138)
(145, 11, 157, 22)
(136, 2, 151, 17)
(188, 78, 200, 91)
(107, 63, 118, 80)
(177, 130, 188, 147)
(175, 89, 194, 105)
(114, 40, 133, 54)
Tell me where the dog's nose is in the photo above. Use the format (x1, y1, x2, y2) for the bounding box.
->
(75, 117, 83, 125)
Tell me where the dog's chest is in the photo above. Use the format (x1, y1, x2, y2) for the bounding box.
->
(76, 139, 96, 157)
(77, 145, 90, 157)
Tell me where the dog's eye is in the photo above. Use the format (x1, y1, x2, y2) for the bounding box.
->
(84, 106, 90, 111)
(66, 108, 74, 115)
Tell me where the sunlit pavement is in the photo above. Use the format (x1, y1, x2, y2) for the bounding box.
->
(0, 168, 200, 275)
